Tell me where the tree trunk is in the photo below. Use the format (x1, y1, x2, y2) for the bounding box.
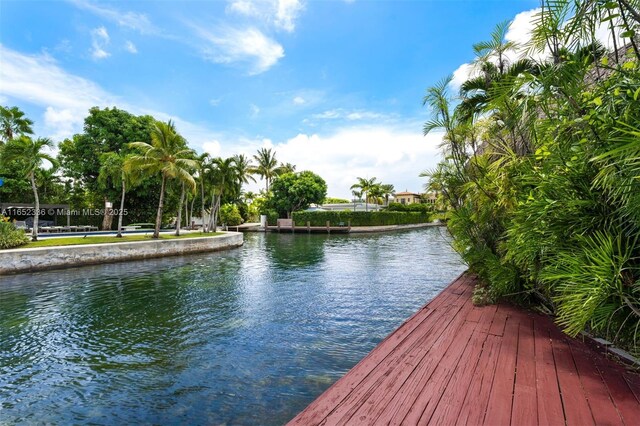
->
(189, 197, 195, 230)
(200, 176, 206, 232)
(154, 174, 167, 239)
(30, 172, 39, 242)
(102, 196, 113, 230)
(176, 181, 185, 236)
(208, 189, 216, 232)
(117, 177, 126, 238)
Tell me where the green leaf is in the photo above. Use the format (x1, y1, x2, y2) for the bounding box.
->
(601, 56, 609, 66)
(621, 30, 636, 38)
(593, 97, 603, 106)
(634, 88, 640, 101)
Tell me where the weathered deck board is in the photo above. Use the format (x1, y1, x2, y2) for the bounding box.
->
(287, 273, 640, 426)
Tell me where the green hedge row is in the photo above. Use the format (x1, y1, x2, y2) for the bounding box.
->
(292, 211, 431, 226)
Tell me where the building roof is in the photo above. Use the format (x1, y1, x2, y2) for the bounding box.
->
(394, 192, 421, 196)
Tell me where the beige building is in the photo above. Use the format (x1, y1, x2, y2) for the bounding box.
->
(394, 191, 422, 205)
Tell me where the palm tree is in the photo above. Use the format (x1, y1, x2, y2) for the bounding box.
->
(351, 189, 362, 211)
(98, 152, 138, 237)
(126, 120, 197, 238)
(196, 153, 211, 231)
(350, 177, 378, 212)
(251, 147, 279, 192)
(278, 162, 296, 174)
(380, 183, 395, 206)
(0, 106, 34, 144)
(1, 136, 57, 241)
(174, 150, 197, 236)
(206, 157, 237, 231)
(368, 183, 383, 206)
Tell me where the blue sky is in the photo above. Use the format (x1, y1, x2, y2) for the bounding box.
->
(0, 0, 539, 198)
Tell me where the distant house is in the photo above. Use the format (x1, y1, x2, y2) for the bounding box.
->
(393, 191, 422, 205)
(422, 192, 437, 204)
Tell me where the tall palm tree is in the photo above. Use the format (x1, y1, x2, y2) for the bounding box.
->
(350, 177, 378, 212)
(126, 120, 197, 238)
(206, 157, 238, 232)
(174, 150, 197, 236)
(98, 152, 137, 237)
(251, 147, 279, 192)
(351, 189, 362, 211)
(380, 183, 395, 206)
(1, 136, 57, 241)
(0, 106, 34, 144)
(196, 153, 211, 231)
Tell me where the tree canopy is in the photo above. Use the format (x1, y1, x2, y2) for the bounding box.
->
(269, 171, 327, 218)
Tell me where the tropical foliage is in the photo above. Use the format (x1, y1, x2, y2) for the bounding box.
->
(424, 0, 640, 353)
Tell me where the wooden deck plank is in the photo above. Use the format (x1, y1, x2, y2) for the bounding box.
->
(593, 355, 640, 425)
(512, 317, 539, 426)
(425, 323, 492, 424)
(532, 323, 565, 426)
(483, 315, 520, 426)
(551, 334, 596, 425)
(287, 274, 640, 426)
(567, 339, 624, 425)
(288, 276, 469, 425)
(326, 293, 477, 424)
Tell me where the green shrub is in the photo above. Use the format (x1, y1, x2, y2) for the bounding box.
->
(219, 204, 243, 226)
(0, 222, 29, 249)
(385, 202, 435, 213)
(292, 210, 431, 226)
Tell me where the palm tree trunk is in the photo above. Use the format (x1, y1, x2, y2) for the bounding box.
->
(208, 189, 216, 232)
(30, 172, 39, 242)
(365, 191, 368, 212)
(200, 176, 206, 232)
(154, 174, 167, 239)
(176, 181, 185, 236)
(117, 177, 126, 238)
(189, 197, 195, 230)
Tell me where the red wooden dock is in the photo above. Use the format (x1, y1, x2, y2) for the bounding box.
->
(288, 274, 640, 425)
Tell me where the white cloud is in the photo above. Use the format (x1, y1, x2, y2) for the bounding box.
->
(311, 108, 394, 122)
(124, 41, 138, 54)
(274, 0, 304, 32)
(250, 103, 261, 117)
(193, 25, 284, 74)
(90, 26, 110, 60)
(506, 8, 539, 46)
(293, 96, 305, 105)
(0, 45, 223, 148)
(202, 140, 222, 157)
(220, 125, 443, 198)
(209, 97, 222, 106)
(227, 0, 304, 33)
(69, 0, 156, 34)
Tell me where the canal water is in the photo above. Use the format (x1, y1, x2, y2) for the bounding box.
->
(0, 228, 465, 425)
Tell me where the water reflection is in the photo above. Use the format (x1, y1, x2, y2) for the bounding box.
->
(0, 228, 465, 424)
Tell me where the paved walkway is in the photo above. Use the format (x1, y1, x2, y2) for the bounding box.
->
(288, 274, 640, 425)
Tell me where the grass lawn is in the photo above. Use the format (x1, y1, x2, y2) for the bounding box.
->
(23, 232, 223, 248)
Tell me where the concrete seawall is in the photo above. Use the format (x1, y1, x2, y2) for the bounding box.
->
(0, 232, 243, 275)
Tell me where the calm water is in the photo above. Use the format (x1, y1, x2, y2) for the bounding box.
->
(0, 228, 465, 425)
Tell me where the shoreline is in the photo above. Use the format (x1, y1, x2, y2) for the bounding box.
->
(0, 232, 243, 275)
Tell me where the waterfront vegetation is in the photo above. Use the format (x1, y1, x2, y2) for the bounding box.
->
(292, 210, 432, 227)
(424, 1, 640, 353)
(21, 232, 223, 248)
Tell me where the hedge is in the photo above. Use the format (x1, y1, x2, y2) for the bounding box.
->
(0, 222, 29, 249)
(292, 211, 431, 227)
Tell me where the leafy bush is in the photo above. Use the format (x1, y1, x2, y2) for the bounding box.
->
(385, 202, 435, 213)
(219, 204, 243, 226)
(0, 222, 29, 249)
(292, 211, 431, 226)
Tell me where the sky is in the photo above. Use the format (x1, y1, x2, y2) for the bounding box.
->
(0, 0, 540, 199)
